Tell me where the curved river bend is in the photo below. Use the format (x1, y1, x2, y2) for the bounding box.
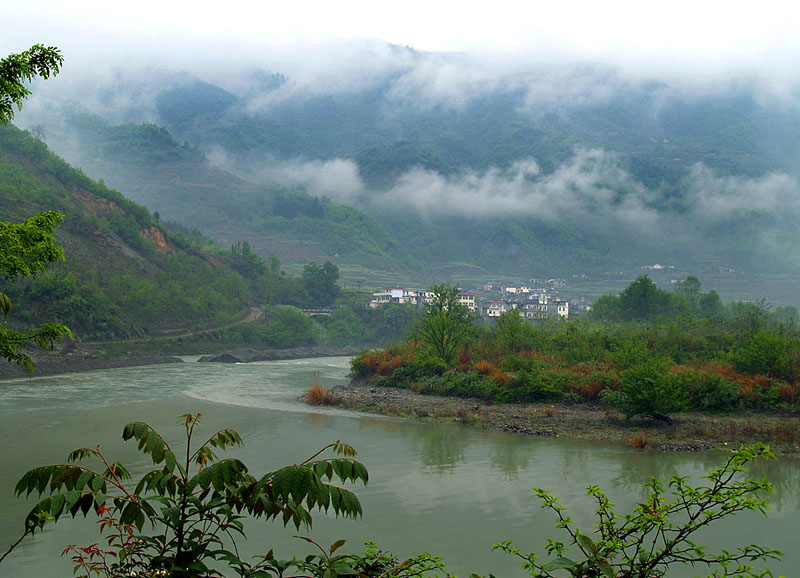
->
(1, 357, 798, 577)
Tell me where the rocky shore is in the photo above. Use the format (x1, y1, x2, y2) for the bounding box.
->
(198, 346, 361, 363)
(334, 380, 800, 455)
(0, 353, 183, 379)
(0, 345, 360, 380)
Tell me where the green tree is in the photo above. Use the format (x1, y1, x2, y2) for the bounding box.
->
(302, 261, 340, 307)
(588, 294, 620, 322)
(673, 275, 702, 311)
(0, 211, 71, 372)
(1, 44, 63, 123)
(699, 289, 724, 318)
(618, 275, 664, 320)
(419, 284, 473, 365)
(0, 45, 70, 372)
(326, 307, 369, 346)
(602, 358, 688, 424)
(493, 309, 527, 354)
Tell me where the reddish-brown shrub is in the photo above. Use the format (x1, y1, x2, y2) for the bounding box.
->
(306, 380, 341, 406)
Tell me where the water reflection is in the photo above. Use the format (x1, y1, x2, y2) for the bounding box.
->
(490, 435, 530, 479)
(411, 424, 469, 471)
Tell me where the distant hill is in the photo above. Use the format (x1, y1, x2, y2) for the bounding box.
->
(21, 57, 800, 280)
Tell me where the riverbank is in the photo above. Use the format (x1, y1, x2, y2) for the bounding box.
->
(0, 345, 360, 380)
(198, 346, 361, 363)
(334, 380, 800, 455)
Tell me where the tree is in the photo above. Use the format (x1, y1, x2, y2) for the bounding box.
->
(0, 45, 70, 372)
(587, 294, 620, 322)
(13, 414, 368, 577)
(490, 443, 781, 578)
(602, 358, 688, 424)
(419, 284, 473, 365)
(0, 211, 71, 373)
(673, 275, 702, 311)
(618, 275, 664, 320)
(302, 261, 340, 307)
(1, 44, 63, 123)
(493, 309, 527, 354)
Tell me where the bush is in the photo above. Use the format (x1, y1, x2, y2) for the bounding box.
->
(12, 414, 367, 577)
(418, 370, 496, 400)
(603, 359, 688, 423)
(489, 444, 781, 578)
(677, 369, 741, 412)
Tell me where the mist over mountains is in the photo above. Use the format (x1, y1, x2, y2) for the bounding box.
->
(17, 44, 800, 279)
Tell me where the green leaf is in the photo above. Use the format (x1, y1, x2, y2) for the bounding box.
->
(272, 466, 313, 503)
(577, 534, 598, 555)
(597, 559, 614, 578)
(164, 450, 177, 473)
(0, 292, 11, 317)
(541, 557, 578, 572)
(75, 470, 92, 490)
(329, 539, 347, 554)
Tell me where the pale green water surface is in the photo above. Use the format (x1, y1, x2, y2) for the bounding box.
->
(1, 357, 798, 577)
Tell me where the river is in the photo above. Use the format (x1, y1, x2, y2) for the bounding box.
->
(1, 357, 797, 577)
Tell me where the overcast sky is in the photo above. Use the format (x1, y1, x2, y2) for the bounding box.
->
(4, 0, 799, 78)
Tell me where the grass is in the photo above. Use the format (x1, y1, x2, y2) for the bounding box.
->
(306, 379, 341, 406)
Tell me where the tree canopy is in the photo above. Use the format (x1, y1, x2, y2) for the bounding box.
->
(0, 44, 63, 123)
(1, 46, 70, 372)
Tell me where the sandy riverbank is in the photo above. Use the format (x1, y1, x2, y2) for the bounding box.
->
(333, 380, 800, 455)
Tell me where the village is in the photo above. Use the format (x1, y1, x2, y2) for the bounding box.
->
(367, 279, 586, 321)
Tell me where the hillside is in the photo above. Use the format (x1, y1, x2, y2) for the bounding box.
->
(40, 112, 418, 276)
(0, 123, 264, 340)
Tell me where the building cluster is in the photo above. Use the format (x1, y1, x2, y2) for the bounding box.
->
(369, 282, 575, 321)
(369, 287, 477, 312)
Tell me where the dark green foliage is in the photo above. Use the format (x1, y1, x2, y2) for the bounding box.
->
(221, 306, 319, 348)
(0, 211, 71, 372)
(326, 308, 368, 347)
(302, 261, 340, 307)
(0, 45, 62, 123)
(417, 370, 495, 400)
(734, 330, 789, 378)
(603, 359, 689, 423)
(678, 369, 741, 412)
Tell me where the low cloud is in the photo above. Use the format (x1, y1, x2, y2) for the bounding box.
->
(685, 164, 800, 220)
(380, 149, 660, 229)
(206, 147, 365, 203)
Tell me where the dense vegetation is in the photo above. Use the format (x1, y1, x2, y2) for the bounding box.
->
(352, 279, 800, 420)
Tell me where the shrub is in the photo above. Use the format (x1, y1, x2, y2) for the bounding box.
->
(676, 369, 741, 412)
(489, 444, 781, 578)
(12, 414, 367, 577)
(306, 379, 341, 406)
(603, 359, 688, 424)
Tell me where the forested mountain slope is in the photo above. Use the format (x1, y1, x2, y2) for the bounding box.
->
(0, 124, 263, 340)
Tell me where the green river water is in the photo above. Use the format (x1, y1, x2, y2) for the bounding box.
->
(1, 357, 797, 577)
